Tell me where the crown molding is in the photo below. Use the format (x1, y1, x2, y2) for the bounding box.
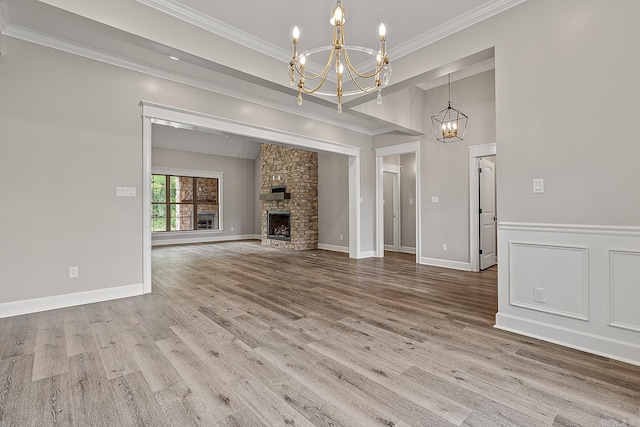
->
(135, 0, 291, 62)
(2, 23, 387, 135)
(389, 0, 527, 61)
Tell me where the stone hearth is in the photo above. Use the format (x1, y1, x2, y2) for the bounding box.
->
(261, 144, 318, 250)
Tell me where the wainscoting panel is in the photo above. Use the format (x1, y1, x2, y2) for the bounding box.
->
(497, 223, 640, 366)
(509, 242, 589, 320)
(609, 250, 640, 332)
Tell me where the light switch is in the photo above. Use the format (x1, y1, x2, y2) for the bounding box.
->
(409, 198, 414, 205)
(431, 196, 439, 204)
(533, 179, 544, 194)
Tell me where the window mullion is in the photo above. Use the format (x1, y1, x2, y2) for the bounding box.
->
(192, 177, 197, 231)
(165, 175, 170, 231)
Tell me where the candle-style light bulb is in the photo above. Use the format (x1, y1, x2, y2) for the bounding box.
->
(379, 23, 386, 39)
(300, 55, 306, 66)
(334, 7, 343, 24)
(292, 26, 300, 42)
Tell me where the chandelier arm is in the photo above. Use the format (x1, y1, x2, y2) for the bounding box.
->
(343, 48, 385, 80)
(343, 60, 379, 93)
(295, 51, 334, 80)
(299, 69, 332, 95)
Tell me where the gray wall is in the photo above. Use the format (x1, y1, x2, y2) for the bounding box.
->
(383, 172, 394, 246)
(400, 153, 416, 249)
(318, 152, 349, 248)
(151, 147, 257, 243)
(374, 69, 497, 263)
(0, 36, 371, 305)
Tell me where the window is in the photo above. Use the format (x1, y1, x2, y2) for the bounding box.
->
(151, 172, 221, 232)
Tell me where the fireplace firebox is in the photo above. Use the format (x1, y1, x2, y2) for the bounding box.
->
(267, 210, 291, 241)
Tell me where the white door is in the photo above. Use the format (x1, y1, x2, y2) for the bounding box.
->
(479, 158, 497, 270)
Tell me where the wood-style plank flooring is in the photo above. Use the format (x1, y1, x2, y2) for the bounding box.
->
(1, 240, 639, 426)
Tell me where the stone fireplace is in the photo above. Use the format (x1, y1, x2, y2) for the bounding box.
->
(260, 144, 318, 250)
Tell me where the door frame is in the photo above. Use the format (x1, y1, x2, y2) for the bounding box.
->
(382, 164, 401, 252)
(141, 101, 363, 293)
(469, 143, 496, 272)
(375, 141, 421, 261)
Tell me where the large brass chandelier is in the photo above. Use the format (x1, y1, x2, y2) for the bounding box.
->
(289, 0, 391, 113)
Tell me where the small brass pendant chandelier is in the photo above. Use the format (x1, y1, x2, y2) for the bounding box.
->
(289, 0, 391, 113)
(431, 74, 468, 143)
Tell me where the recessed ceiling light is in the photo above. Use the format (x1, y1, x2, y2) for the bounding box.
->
(169, 56, 179, 61)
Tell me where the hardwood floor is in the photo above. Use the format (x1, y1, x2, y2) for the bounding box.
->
(1, 240, 639, 426)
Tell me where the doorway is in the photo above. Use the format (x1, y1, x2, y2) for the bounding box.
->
(141, 102, 363, 293)
(479, 156, 497, 270)
(375, 141, 421, 261)
(469, 143, 496, 271)
(382, 165, 401, 253)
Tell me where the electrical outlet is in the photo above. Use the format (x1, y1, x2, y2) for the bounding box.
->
(339, 234, 344, 241)
(432, 196, 439, 204)
(69, 266, 79, 278)
(534, 287, 544, 303)
(442, 244, 448, 251)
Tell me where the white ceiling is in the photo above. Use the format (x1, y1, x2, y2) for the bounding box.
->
(0, 0, 521, 141)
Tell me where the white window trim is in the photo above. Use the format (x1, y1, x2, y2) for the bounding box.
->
(151, 167, 224, 234)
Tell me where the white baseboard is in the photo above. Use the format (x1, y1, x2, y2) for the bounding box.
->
(384, 245, 416, 254)
(317, 243, 350, 253)
(152, 233, 260, 246)
(355, 250, 375, 259)
(400, 246, 416, 254)
(495, 312, 640, 367)
(420, 257, 472, 271)
(0, 283, 145, 319)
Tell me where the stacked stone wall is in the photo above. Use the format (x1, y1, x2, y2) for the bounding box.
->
(261, 144, 318, 250)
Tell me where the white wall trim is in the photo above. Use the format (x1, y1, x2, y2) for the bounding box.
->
(348, 155, 361, 259)
(142, 101, 361, 157)
(495, 313, 640, 367)
(500, 222, 640, 236)
(508, 241, 590, 321)
(142, 116, 153, 294)
(0, 283, 144, 319)
(0, 3, 8, 33)
(0, 25, 385, 137)
(317, 243, 350, 254)
(355, 250, 376, 259)
(382, 163, 401, 174)
(420, 257, 472, 271)
(370, 0, 528, 63)
(608, 249, 640, 333)
(153, 234, 260, 247)
(375, 141, 421, 262)
(469, 143, 496, 271)
(135, 0, 289, 63)
(400, 246, 417, 254)
(498, 221, 640, 367)
(375, 141, 421, 158)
